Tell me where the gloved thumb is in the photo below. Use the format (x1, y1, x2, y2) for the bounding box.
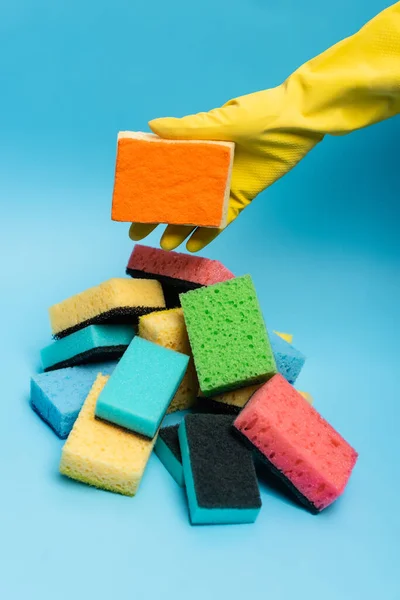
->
(149, 103, 238, 141)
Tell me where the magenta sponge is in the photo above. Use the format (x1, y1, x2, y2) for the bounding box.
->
(127, 244, 234, 307)
(234, 374, 358, 513)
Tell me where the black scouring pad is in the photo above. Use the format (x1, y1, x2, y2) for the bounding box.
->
(154, 425, 184, 486)
(195, 396, 242, 416)
(178, 414, 262, 525)
(43, 345, 127, 372)
(126, 269, 201, 308)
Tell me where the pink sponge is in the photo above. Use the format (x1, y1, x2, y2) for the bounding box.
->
(127, 244, 234, 307)
(234, 374, 358, 512)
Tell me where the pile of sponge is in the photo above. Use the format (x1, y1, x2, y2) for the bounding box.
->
(30, 243, 358, 525)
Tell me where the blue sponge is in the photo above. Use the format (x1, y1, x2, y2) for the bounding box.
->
(41, 324, 134, 372)
(95, 337, 189, 438)
(268, 331, 305, 384)
(154, 425, 184, 486)
(30, 362, 117, 438)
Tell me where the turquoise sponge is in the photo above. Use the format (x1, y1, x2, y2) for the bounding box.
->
(95, 337, 189, 438)
(178, 414, 261, 525)
(41, 324, 135, 372)
(154, 425, 184, 486)
(180, 275, 277, 396)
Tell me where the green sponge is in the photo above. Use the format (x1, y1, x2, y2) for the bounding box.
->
(180, 275, 277, 396)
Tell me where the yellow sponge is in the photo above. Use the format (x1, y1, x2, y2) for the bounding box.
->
(273, 331, 293, 344)
(138, 308, 198, 412)
(299, 391, 313, 404)
(59, 374, 156, 496)
(49, 278, 165, 338)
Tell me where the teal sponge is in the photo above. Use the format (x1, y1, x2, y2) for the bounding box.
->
(41, 324, 135, 372)
(180, 275, 277, 396)
(154, 425, 184, 486)
(95, 337, 189, 438)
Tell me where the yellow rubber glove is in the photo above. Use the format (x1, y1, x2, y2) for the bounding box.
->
(130, 2, 400, 252)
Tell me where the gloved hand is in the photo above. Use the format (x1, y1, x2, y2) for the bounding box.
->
(130, 2, 400, 252)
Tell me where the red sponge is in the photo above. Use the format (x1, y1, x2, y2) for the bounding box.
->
(234, 374, 358, 512)
(127, 244, 234, 307)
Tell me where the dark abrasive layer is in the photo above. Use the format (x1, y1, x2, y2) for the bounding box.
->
(185, 414, 261, 510)
(43, 345, 128, 373)
(159, 425, 182, 463)
(233, 428, 320, 514)
(195, 397, 241, 416)
(126, 268, 203, 308)
(54, 306, 164, 339)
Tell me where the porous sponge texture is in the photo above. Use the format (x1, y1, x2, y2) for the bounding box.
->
(30, 362, 117, 438)
(139, 309, 198, 412)
(128, 244, 234, 286)
(41, 324, 134, 372)
(269, 331, 305, 385)
(49, 278, 165, 338)
(112, 132, 234, 228)
(60, 374, 156, 496)
(234, 374, 358, 511)
(180, 275, 277, 396)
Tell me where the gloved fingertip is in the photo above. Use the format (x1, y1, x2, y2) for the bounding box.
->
(160, 225, 196, 251)
(160, 236, 181, 251)
(149, 117, 181, 139)
(186, 228, 221, 253)
(186, 237, 206, 253)
(129, 223, 157, 241)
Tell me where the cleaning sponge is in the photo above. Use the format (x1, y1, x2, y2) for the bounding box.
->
(112, 132, 234, 228)
(269, 331, 305, 385)
(30, 361, 117, 438)
(180, 275, 277, 396)
(60, 374, 156, 496)
(41, 324, 134, 372)
(138, 308, 198, 413)
(234, 374, 358, 512)
(127, 244, 235, 307)
(49, 278, 165, 338)
(179, 414, 261, 525)
(154, 425, 184, 486)
(95, 337, 189, 438)
(198, 386, 313, 414)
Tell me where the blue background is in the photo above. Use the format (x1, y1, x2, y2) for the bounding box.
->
(1, 1, 399, 598)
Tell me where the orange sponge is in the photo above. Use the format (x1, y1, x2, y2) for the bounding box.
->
(111, 132, 234, 228)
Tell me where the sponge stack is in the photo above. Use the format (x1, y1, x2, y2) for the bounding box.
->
(29, 236, 358, 523)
